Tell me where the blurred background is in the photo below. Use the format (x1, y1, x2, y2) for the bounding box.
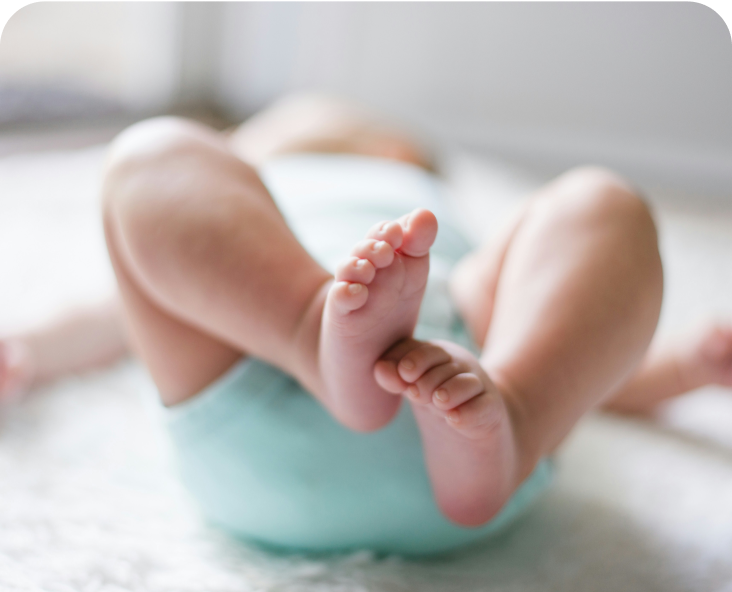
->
(1, 1, 730, 203)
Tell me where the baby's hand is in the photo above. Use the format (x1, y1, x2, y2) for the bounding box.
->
(686, 323, 732, 388)
(0, 340, 33, 404)
(375, 338, 502, 436)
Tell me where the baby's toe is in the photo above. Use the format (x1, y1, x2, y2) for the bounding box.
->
(432, 372, 484, 410)
(373, 359, 408, 394)
(335, 256, 376, 284)
(445, 390, 504, 433)
(375, 337, 425, 394)
(351, 239, 394, 269)
(397, 342, 451, 383)
(366, 220, 403, 250)
(411, 360, 468, 404)
(397, 209, 438, 257)
(329, 281, 369, 314)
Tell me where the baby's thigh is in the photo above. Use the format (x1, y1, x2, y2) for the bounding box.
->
(448, 206, 529, 349)
(102, 118, 254, 405)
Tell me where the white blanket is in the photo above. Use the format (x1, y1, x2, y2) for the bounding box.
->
(1, 145, 731, 591)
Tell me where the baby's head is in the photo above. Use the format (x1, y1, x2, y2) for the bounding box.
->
(228, 91, 434, 170)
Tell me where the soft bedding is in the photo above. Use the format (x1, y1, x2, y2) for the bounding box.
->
(1, 144, 732, 591)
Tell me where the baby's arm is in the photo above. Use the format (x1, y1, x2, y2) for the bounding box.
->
(0, 296, 129, 401)
(603, 323, 732, 414)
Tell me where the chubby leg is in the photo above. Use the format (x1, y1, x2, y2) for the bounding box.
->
(378, 167, 663, 526)
(3, 95, 440, 421)
(102, 117, 332, 406)
(473, 168, 663, 462)
(102, 115, 433, 431)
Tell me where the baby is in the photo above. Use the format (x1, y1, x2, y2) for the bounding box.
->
(2, 94, 732, 554)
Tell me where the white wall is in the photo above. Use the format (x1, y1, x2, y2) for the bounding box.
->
(215, 2, 732, 198)
(0, 2, 180, 112)
(2, 2, 730, 197)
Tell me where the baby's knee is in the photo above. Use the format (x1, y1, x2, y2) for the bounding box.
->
(552, 166, 656, 240)
(102, 117, 205, 210)
(538, 166, 662, 292)
(567, 167, 662, 302)
(107, 116, 221, 169)
(101, 118, 228, 268)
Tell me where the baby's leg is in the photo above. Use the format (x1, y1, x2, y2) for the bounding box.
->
(380, 167, 663, 526)
(475, 169, 662, 463)
(102, 116, 433, 431)
(102, 117, 333, 406)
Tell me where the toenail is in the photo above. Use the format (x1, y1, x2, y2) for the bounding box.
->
(348, 283, 363, 294)
(373, 240, 387, 251)
(407, 385, 420, 399)
(446, 409, 459, 423)
(355, 259, 367, 268)
(434, 389, 449, 403)
(400, 358, 415, 370)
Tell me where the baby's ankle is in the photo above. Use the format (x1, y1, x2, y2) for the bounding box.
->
(288, 277, 333, 396)
(489, 374, 545, 486)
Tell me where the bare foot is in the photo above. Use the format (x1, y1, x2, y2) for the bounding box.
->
(0, 339, 34, 403)
(318, 208, 438, 431)
(374, 338, 520, 526)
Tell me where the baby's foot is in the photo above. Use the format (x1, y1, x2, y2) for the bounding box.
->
(319, 209, 437, 431)
(0, 340, 33, 404)
(375, 338, 520, 526)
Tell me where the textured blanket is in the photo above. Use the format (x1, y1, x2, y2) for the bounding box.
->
(1, 145, 731, 591)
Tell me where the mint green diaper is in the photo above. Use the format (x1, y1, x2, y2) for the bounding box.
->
(162, 155, 553, 556)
